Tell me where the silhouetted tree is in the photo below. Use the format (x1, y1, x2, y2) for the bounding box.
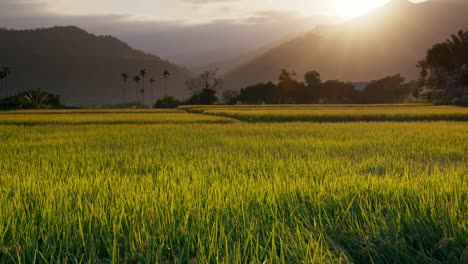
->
(304, 71, 321, 88)
(320, 80, 358, 103)
(0, 66, 11, 98)
(0, 67, 5, 99)
(139, 69, 147, 104)
(154, 96, 181, 109)
(186, 69, 222, 92)
(277, 69, 302, 103)
(362, 74, 408, 103)
(222, 89, 240, 104)
(163, 70, 170, 97)
(417, 30, 468, 105)
(121, 73, 129, 104)
(237, 82, 278, 104)
(297, 71, 322, 103)
(149, 78, 156, 103)
(186, 89, 218, 105)
(278, 69, 296, 82)
(133, 75, 141, 103)
(185, 69, 222, 105)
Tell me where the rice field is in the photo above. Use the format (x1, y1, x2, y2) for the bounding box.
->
(0, 110, 235, 125)
(180, 105, 468, 122)
(0, 108, 467, 263)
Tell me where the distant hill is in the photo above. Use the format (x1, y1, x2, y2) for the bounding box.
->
(223, 0, 468, 90)
(191, 33, 299, 75)
(0, 26, 193, 106)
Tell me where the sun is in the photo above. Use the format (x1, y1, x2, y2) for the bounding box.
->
(337, 0, 389, 17)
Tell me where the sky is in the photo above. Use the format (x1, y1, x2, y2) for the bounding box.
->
(34, 0, 348, 22)
(0, 0, 426, 67)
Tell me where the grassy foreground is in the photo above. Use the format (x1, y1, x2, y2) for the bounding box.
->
(0, 110, 467, 263)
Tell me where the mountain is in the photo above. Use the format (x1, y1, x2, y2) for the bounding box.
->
(0, 26, 193, 106)
(223, 0, 468, 90)
(191, 33, 298, 75)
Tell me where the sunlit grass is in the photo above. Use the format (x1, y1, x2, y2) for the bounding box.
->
(0, 111, 466, 263)
(0, 109, 184, 114)
(0, 112, 236, 125)
(181, 105, 468, 122)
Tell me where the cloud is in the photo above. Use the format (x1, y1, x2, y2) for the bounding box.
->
(0, 0, 338, 68)
(180, 0, 238, 4)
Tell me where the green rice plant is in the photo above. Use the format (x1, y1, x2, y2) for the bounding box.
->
(179, 105, 468, 122)
(0, 112, 236, 125)
(0, 111, 466, 263)
(181, 105, 468, 122)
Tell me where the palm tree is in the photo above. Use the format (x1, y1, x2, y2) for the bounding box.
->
(3, 67, 10, 97)
(24, 88, 49, 109)
(133, 75, 141, 103)
(163, 70, 170, 97)
(121, 73, 129, 104)
(139, 69, 147, 104)
(0, 67, 10, 98)
(149, 78, 156, 103)
(0, 67, 5, 99)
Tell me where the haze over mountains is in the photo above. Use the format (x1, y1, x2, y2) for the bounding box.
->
(0, 0, 329, 69)
(223, 0, 468, 89)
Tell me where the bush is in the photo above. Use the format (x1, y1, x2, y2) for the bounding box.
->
(0, 89, 62, 110)
(186, 89, 218, 105)
(154, 96, 182, 109)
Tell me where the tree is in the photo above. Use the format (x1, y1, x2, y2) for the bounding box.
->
(304, 71, 321, 88)
(0, 67, 5, 99)
(185, 69, 222, 105)
(133, 75, 141, 103)
(417, 30, 468, 105)
(222, 89, 240, 104)
(154, 96, 181, 109)
(277, 69, 301, 103)
(139, 69, 147, 104)
(121, 73, 129, 104)
(278, 69, 296, 82)
(3, 67, 10, 97)
(237, 82, 279, 104)
(186, 89, 218, 105)
(321, 80, 358, 103)
(23, 89, 50, 109)
(0, 66, 11, 98)
(362, 74, 408, 103)
(163, 70, 170, 97)
(186, 69, 222, 93)
(1, 89, 61, 110)
(149, 78, 156, 103)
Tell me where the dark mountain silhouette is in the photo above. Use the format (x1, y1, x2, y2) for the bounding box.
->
(223, 0, 468, 90)
(0, 26, 192, 105)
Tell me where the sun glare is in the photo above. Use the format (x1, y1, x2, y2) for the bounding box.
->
(338, 0, 389, 17)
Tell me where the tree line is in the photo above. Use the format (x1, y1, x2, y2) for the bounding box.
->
(199, 29, 468, 106)
(222, 70, 414, 105)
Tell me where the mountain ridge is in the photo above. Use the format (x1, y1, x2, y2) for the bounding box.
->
(0, 26, 193, 106)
